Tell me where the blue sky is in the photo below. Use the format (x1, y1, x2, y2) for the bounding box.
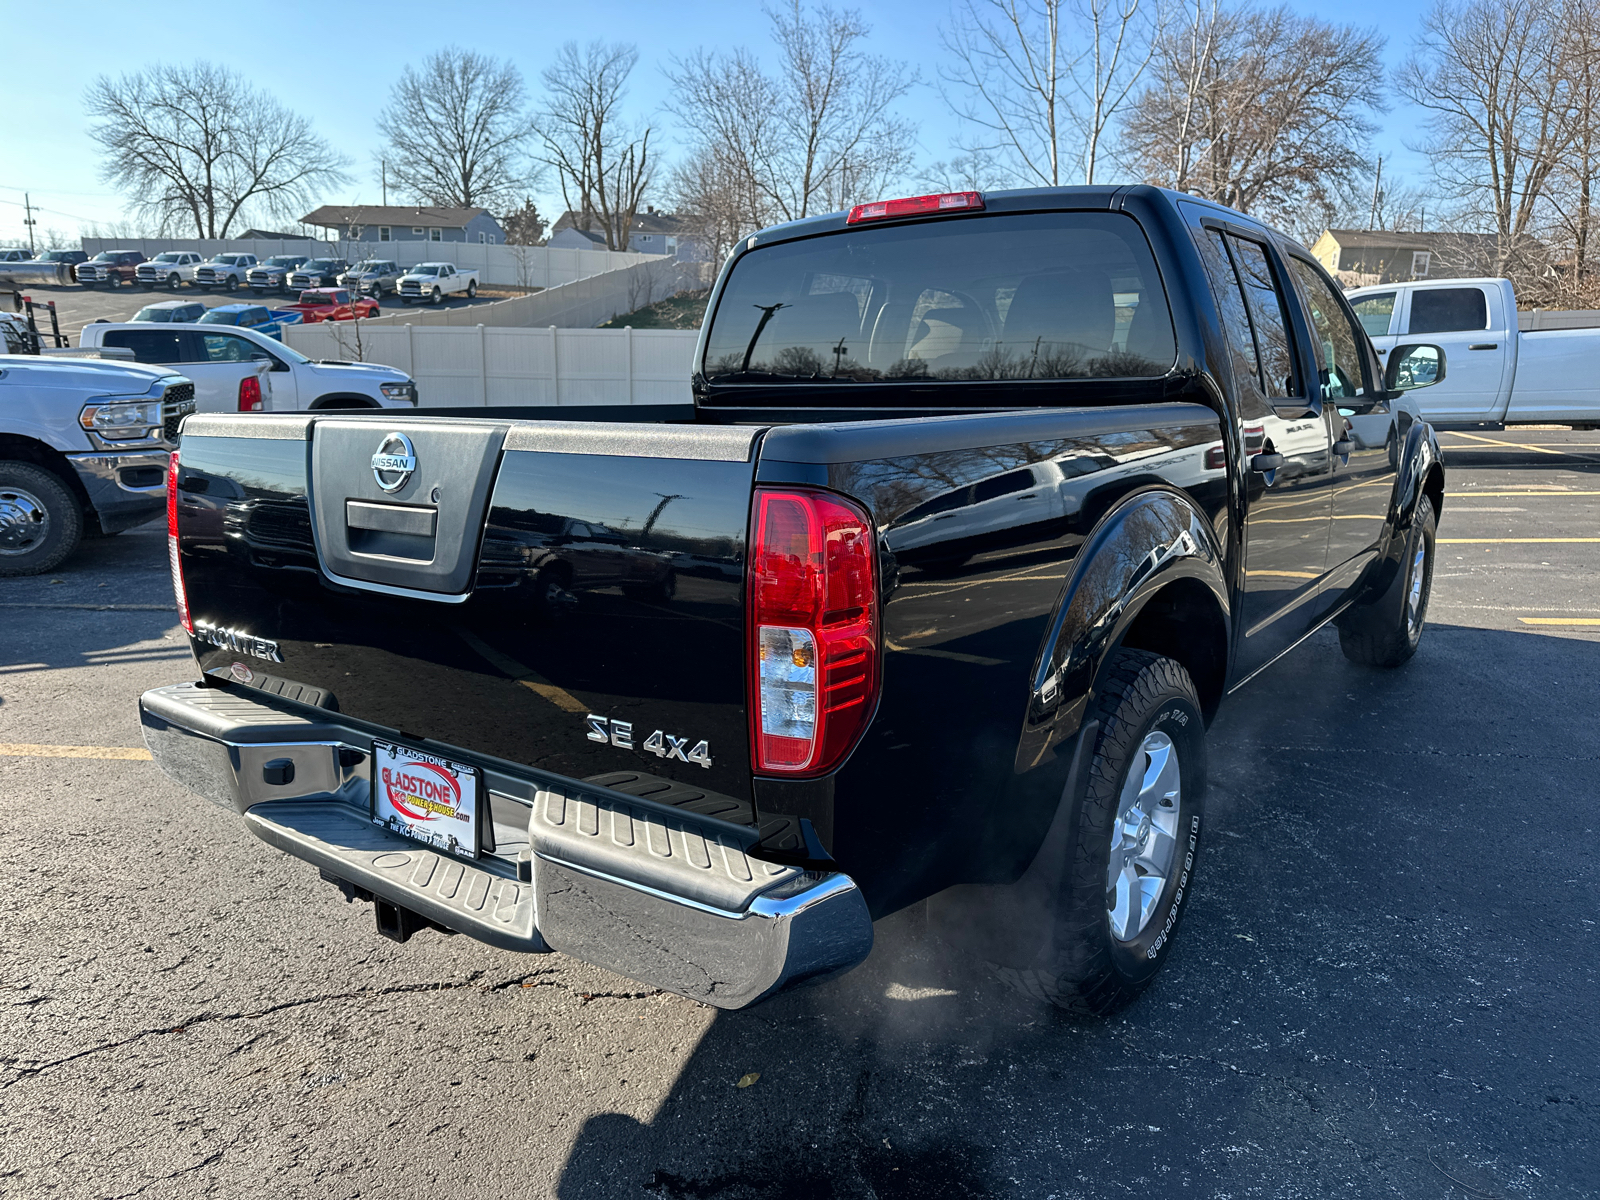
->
(0, 0, 1434, 246)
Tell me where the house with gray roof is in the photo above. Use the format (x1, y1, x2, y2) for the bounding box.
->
(299, 205, 506, 247)
(547, 207, 706, 260)
(1310, 228, 1504, 288)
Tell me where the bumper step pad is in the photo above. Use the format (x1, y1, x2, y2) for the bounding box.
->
(245, 801, 544, 952)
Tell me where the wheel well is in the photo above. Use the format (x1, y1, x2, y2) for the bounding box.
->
(308, 394, 379, 410)
(1422, 463, 1445, 520)
(1117, 577, 1227, 723)
(0, 434, 91, 512)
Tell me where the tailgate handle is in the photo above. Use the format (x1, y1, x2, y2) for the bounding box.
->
(346, 500, 437, 538)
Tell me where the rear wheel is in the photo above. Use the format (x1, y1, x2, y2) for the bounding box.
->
(990, 649, 1207, 1015)
(1337, 494, 1436, 668)
(0, 463, 83, 577)
(466, 280, 477, 299)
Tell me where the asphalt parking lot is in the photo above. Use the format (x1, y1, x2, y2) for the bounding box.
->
(3, 429, 1598, 1199)
(11, 280, 513, 343)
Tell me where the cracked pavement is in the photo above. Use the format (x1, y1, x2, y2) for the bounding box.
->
(3, 433, 1598, 1197)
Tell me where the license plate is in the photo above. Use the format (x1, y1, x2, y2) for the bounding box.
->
(371, 740, 480, 858)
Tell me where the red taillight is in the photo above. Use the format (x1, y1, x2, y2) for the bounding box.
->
(749, 488, 879, 776)
(846, 191, 984, 224)
(166, 450, 192, 634)
(238, 374, 263, 412)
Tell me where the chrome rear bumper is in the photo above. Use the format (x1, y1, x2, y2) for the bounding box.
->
(139, 682, 872, 1008)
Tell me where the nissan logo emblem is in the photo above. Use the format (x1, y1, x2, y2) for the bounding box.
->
(371, 431, 417, 493)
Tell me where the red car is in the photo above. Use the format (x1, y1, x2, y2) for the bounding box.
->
(285, 288, 380, 323)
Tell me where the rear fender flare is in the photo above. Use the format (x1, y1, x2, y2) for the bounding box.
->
(1016, 486, 1228, 775)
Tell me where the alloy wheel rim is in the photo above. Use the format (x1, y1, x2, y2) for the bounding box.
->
(1107, 730, 1183, 942)
(1406, 545, 1427, 638)
(0, 487, 51, 555)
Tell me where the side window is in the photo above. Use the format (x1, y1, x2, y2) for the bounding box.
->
(201, 334, 253, 363)
(102, 329, 185, 364)
(973, 468, 1036, 503)
(1350, 292, 1396, 337)
(1289, 257, 1371, 400)
(1195, 229, 1269, 410)
(1408, 287, 1488, 334)
(1227, 235, 1298, 399)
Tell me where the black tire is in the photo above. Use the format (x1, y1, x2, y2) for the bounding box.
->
(1337, 494, 1436, 668)
(401, 297, 412, 306)
(0, 462, 84, 577)
(430, 287, 441, 305)
(994, 649, 1207, 1015)
(168, 273, 181, 290)
(466, 280, 477, 299)
(225, 275, 238, 292)
(107, 275, 121, 290)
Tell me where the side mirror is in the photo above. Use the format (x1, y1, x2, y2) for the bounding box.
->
(1384, 343, 1446, 396)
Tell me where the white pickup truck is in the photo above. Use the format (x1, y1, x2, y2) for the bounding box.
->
(1347, 277, 1600, 427)
(135, 252, 206, 291)
(0, 354, 194, 574)
(193, 253, 259, 291)
(397, 262, 479, 305)
(78, 321, 419, 412)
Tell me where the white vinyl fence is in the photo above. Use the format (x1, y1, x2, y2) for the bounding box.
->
(285, 322, 700, 407)
(80, 237, 669, 289)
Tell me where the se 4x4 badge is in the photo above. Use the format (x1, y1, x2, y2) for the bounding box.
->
(586, 714, 712, 769)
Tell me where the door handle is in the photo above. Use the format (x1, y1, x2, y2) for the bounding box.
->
(1468, 343, 1498, 350)
(1332, 439, 1354, 455)
(1375, 348, 1388, 355)
(1250, 453, 1284, 473)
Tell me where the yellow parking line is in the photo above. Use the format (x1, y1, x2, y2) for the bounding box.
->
(0, 743, 153, 760)
(1439, 431, 1565, 455)
(1519, 617, 1600, 626)
(1444, 491, 1600, 497)
(1438, 538, 1600, 543)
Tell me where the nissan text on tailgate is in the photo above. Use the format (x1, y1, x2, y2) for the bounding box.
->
(141, 186, 1448, 1013)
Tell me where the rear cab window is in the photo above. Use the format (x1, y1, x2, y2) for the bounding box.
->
(1407, 287, 1489, 334)
(700, 211, 1176, 393)
(102, 329, 188, 363)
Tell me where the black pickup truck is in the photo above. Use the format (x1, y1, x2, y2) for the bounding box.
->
(140, 186, 1447, 1014)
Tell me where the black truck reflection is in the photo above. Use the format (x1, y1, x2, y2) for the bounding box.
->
(478, 513, 677, 607)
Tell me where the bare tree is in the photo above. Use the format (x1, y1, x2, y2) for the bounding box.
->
(940, 0, 1162, 187)
(1122, 3, 1385, 227)
(85, 62, 348, 238)
(667, 1, 917, 234)
(538, 42, 653, 252)
(377, 47, 531, 211)
(1534, 0, 1600, 298)
(1399, 0, 1571, 276)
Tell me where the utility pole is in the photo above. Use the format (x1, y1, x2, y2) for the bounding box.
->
(382, 160, 388, 206)
(1369, 158, 1383, 231)
(22, 193, 37, 254)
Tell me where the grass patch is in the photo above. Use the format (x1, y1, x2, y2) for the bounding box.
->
(600, 289, 710, 330)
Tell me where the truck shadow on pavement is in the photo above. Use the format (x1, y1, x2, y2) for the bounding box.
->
(554, 623, 1600, 1199)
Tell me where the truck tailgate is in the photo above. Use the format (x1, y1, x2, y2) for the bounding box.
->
(174, 413, 762, 813)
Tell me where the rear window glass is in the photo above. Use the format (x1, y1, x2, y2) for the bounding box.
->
(102, 329, 187, 363)
(701, 212, 1175, 385)
(1408, 287, 1488, 334)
